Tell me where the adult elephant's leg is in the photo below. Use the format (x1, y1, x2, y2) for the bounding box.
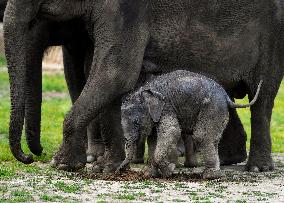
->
(51, 66, 142, 170)
(246, 77, 282, 172)
(218, 108, 247, 165)
(62, 43, 86, 104)
(25, 23, 49, 156)
(51, 6, 149, 169)
(54, 42, 89, 167)
(96, 101, 125, 173)
(86, 119, 104, 163)
(83, 43, 105, 163)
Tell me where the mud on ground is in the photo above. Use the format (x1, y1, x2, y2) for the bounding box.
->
(1, 154, 284, 202)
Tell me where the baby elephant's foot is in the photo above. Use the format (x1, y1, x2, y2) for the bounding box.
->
(202, 168, 224, 180)
(160, 163, 175, 178)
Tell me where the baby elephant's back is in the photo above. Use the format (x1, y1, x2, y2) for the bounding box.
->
(154, 70, 229, 115)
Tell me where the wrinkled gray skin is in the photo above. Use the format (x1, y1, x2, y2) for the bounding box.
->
(5, 0, 283, 172)
(2, 0, 109, 166)
(1, 0, 146, 170)
(118, 70, 262, 179)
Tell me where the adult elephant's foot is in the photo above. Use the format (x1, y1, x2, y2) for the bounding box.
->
(220, 152, 247, 166)
(51, 145, 86, 171)
(246, 152, 274, 172)
(86, 143, 105, 163)
(92, 150, 125, 174)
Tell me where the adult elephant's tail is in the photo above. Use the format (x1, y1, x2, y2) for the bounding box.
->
(227, 80, 263, 108)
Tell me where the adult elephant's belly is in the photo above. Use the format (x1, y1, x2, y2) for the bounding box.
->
(144, 19, 261, 90)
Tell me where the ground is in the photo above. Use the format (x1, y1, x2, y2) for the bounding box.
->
(1, 155, 284, 202)
(0, 66, 283, 202)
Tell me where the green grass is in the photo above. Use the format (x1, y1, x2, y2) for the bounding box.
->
(0, 56, 7, 67)
(54, 181, 81, 193)
(236, 81, 284, 152)
(0, 65, 283, 171)
(0, 66, 71, 163)
(8, 189, 34, 202)
(40, 194, 65, 202)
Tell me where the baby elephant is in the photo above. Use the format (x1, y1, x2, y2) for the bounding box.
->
(117, 70, 262, 179)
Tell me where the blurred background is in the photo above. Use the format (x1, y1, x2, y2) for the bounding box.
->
(0, 23, 63, 73)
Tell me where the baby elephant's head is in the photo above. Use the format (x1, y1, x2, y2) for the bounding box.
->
(119, 88, 165, 167)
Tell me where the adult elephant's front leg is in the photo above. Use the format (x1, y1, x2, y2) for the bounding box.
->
(218, 108, 247, 165)
(51, 69, 142, 170)
(50, 2, 149, 170)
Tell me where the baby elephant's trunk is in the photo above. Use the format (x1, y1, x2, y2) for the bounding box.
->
(115, 141, 137, 173)
(227, 80, 263, 108)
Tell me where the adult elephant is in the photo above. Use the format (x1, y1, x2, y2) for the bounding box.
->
(2, 8, 109, 164)
(4, 0, 261, 171)
(0, 0, 109, 163)
(52, 0, 282, 172)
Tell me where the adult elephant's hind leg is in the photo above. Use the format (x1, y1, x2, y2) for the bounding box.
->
(246, 79, 282, 172)
(218, 108, 247, 165)
(99, 102, 125, 173)
(86, 119, 105, 163)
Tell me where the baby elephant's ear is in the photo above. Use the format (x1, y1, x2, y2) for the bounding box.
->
(141, 89, 165, 122)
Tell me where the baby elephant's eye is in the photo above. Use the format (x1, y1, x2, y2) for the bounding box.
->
(133, 119, 139, 127)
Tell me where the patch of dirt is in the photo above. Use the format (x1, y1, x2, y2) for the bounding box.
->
(78, 169, 203, 182)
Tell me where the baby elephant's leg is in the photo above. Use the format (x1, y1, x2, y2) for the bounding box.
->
(183, 134, 198, 167)
(154, 114, 181, 178)
(132, 136, 146, 164)
(194, 109, 229, 179)
(144, 131, 159, 177)
(199, 142, 223, 179)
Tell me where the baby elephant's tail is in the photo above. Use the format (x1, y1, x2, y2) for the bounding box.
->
(227, 80, 263, 108)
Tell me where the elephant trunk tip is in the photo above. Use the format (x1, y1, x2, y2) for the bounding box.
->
(115, 159, 130, 174)
(28, 143, 43, 156)
(10, 144, 34, 164)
